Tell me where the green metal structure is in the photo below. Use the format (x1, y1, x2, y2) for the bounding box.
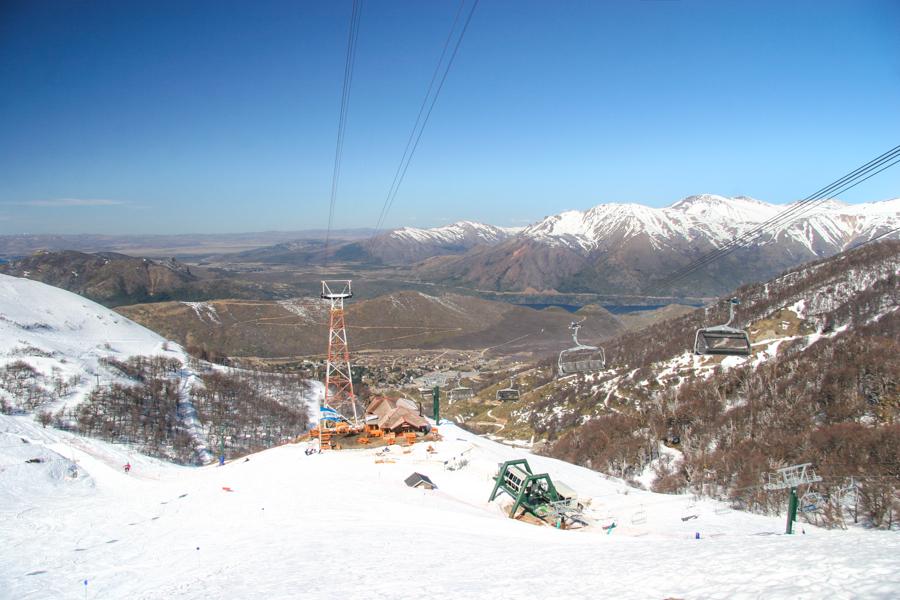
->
(763, 463, 822, 534)
(489, 459, 564, 521)
(432, 385, 440, 425)
(786, 487, 799, 534)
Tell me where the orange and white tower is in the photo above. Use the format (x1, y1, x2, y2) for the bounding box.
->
(320, 280, 359, 428)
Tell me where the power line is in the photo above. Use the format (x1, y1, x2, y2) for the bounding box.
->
(372, 0, 480, 236)
(324, 0, 364, 264)
(659, 144, 900, 291)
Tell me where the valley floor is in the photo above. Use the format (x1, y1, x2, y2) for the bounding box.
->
(2, 415, 898, 600)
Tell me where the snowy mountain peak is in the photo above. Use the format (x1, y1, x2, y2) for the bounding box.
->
(388, 220, 513, 245)
(669, 194, 769, 211)
(515, 195, 898, 253)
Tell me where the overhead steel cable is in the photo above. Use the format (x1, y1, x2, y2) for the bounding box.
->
(662, 155, 900, 291)
(846, 224, 900, 250)
(373, 0, 466, 236)
(659, 144, 900, 291)
(660, 145, 900, 288)
(324, 0, 363, 264)
(661, 145, 900, 289)
(372, 0, 480, 236)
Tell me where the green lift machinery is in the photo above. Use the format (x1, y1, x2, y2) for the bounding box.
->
(489, 459, 586, 527)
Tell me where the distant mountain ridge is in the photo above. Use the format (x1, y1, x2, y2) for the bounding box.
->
(520, 195, 898, 251)
(410, 195, 900, 296)
(5, 195, 897, 300)
(0, 251, 290, 307)
(364, 221, 520, 264)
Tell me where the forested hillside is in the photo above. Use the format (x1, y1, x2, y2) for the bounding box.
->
(533, 241, 899, 528)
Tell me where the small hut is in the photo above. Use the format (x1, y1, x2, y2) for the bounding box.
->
(405, 472, 436, 490)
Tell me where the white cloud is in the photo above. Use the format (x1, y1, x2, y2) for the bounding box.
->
(17, 198, 129, 207)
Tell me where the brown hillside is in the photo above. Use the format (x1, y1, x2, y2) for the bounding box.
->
(117, 290, 624, 359)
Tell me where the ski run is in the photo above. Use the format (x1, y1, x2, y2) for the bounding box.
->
(2, 414, 898, 600)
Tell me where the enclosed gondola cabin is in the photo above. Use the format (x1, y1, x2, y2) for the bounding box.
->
(693, 298, 751, 356)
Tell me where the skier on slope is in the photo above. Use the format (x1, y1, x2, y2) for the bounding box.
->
(123, 462, 131, 473)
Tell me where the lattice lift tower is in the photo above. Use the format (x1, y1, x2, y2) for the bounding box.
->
(320, 280, 360, 431)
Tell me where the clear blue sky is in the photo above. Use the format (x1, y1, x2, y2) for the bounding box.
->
(1, 0, 898, 234)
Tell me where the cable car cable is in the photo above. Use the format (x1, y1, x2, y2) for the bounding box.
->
(372, 0, 480, 236)
(659, 146, 900, 289)
(663, 150, 900, 289)
(373, 0, 467, 235)
(324, 0, 364, 264)
(659, 145, 900, 290)
(662, 144, 900, 285)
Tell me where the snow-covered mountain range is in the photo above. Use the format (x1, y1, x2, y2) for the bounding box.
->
(363, 220, 520, 264)
(197, 194, 900, 297)
(388, 195, 899, 254)
(523, 195, 898, 252)
(403, 195, 900, 296)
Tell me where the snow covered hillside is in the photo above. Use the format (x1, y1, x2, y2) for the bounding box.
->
(521, 241, 900, 528)
(2, 414, 898, 600)
(0, 273, 214, 462)
(0, 273, 188, 415)
(0, 274, 321, 465)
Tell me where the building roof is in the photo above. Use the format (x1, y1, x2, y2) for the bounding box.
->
(366, 396, 422, 421)
(405, 472, 436, 489)
(379, 406, 428, 431)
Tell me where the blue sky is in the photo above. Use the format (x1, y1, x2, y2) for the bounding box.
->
(1, 0, 898, 234)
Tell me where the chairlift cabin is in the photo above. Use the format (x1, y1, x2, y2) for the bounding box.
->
(448, 384, 473, 404)
(693, 298, 751, 356)
(557, 320, 605, 376)
(496, 378, 520, 402)
(799, 491, 824, 514)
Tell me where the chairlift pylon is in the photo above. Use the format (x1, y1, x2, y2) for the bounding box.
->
(557, 319, 605, 376)
(693, 298, 751, 356)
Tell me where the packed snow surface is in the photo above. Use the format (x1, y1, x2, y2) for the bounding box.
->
(0, 273, 186, 413)
(2, 416, 898, 600)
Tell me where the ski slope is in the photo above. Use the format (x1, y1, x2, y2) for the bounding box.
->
(2, 415, 898, 600)
(0, 273, 187, 414)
